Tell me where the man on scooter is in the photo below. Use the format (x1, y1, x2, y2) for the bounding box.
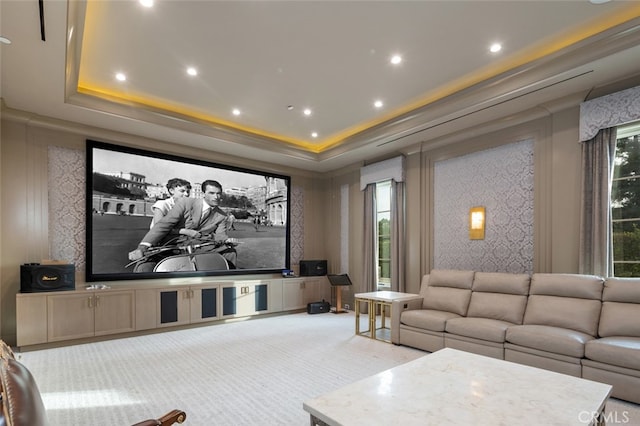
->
(128, 179, 237, 267)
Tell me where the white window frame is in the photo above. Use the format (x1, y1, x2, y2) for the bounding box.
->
(376, 180, 391, 289)
(611, 120, 640, 277)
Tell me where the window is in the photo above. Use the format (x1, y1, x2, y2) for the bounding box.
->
(376, 180, 391, 288)
(612, 121, 640, 277)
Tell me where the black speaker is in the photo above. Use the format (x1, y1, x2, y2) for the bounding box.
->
(307, 300, 330, 314)
(299, 260, 327, 276)
(20, 264, 75, 293)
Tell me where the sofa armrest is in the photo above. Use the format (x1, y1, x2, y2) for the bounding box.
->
(391, 297, 423, 344)
(131, 409, 186, 426)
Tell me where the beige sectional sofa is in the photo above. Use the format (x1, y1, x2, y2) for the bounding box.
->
(390, 269, 640, 404)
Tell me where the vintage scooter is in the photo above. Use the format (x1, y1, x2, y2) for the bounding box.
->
(125, 235, 239, 273)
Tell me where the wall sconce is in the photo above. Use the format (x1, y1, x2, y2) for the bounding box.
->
(469, 206, 485, 240)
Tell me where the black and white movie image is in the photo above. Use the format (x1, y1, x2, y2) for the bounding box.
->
(86, 140, 290, 281)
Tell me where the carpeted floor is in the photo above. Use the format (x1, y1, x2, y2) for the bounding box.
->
(17, 312, 640, 425)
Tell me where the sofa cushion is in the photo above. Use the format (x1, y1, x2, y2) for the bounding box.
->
(0, 358, 47, 426)
(530, 273, 604, 299)
(445, 317, 513, 343)
(467, 292, 528, 324)
(523, 295, 601, 336)
(599, 302, 640, 338)
(422, 286, 472, 316)
(400, 309, 460, 332)
(598, 278, 640, 338)
(428, 269, 474, 289)
(603, 277, 640, 303)
(506, 324, 594, 358)
(472, 272, 530, 295)
(585, 337, 640, 371)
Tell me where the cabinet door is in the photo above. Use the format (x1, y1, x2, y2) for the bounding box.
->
(222, 283, 269, 317)
(190, 285, 220, 323)
(94, 291, 135, 336)
(136, 289, 158, 331)
(48, 293, 95, 342)
(157, 288, 191, 327)
(282, 279, 305, 310)
(16, 294, 48, 346)
(303, 277, 330, 305)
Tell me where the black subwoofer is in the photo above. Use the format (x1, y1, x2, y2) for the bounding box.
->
(20, 264, 75, 293)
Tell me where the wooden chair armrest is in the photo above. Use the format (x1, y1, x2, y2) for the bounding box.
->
(131, 409, 186, 426)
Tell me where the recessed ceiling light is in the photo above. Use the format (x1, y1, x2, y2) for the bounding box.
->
(0, 36, 12, 45)
(232, 108, 241, 116)
(590, 0, 611, 3)
(303, 108, 312, 116)
(115, 72, 126, 82)
(139, 0, 154, 7)
(186, 67, 198, 76)
(390, 55, 402, 65)
(489, 43, 502, 53)
(311, 132, 318, 138)
(287, 105, 294, 111)
(374, 100, 384, 108)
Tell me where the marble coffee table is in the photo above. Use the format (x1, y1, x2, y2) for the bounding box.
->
(303, 348, 612, 426)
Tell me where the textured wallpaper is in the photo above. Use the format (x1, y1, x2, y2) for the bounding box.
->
(290, 185, 305, 268)
(48, 147, 305, 275)
(48, 146, 86, 270)
(433, 139, 534, 274)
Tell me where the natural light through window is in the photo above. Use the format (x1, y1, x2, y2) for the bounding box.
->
(376, 180, 391, 288)
(41, 390, 143, 409)
(612, 120, 640, 277)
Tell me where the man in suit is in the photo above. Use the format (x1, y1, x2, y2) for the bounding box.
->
(128, 179, 237, 267)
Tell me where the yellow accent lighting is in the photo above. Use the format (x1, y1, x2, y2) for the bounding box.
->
(469, 207, 485, 240)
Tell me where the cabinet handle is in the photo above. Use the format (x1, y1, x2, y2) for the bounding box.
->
(190, 290, 194, 298)
(95, 295, 100, 307)
(88, 296, 93, 308)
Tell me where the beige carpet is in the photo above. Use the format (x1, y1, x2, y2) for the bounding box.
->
(18, 312, 640, 425)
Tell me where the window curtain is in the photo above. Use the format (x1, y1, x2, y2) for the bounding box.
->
(390, 180, 405, 292)
(362, 184, 377, 294)
(579, 85, 640, 277)
(360, 156, 405, 296)
(578, 128, 616, 277)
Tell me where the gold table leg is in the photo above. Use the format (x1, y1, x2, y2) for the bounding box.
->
(355, 298, 361, 335)
(369, 300, 375, 339)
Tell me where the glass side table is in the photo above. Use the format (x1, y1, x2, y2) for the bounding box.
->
(354, 291, 420, 342)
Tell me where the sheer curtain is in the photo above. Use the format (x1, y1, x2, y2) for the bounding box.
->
(390, 180, 405, 292)
(578, 128, 616, 277)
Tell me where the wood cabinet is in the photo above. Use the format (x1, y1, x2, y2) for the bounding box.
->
(94, 291, 136, 336)
(157, 287, 192, 327)
(190, 284, 222, 323)
(157, 284, 223, 327)
(47, 290, 135, 342)
(303, 277, 331, 305)
(221, 281, 269, 318)
(135, 289, 158, 331)
(282, 278, 305, 310)
(280, 277, 332, 310)
(16, 294, 48, 346)
(15, 276, 329, 347)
